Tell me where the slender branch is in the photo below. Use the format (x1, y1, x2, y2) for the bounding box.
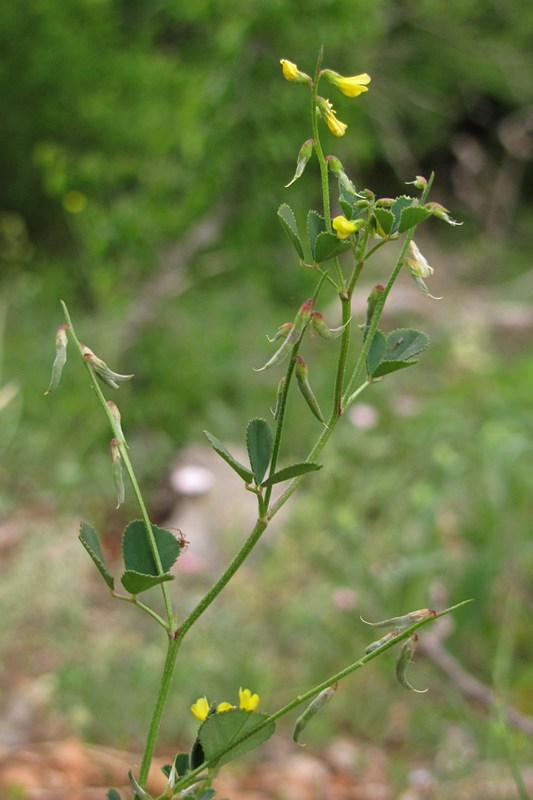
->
(111, 592, 168, 630)
(175, 601, 472, 792)
(60, 302, 175, 628)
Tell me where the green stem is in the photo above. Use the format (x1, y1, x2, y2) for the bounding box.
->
(137, 635, 181, 789)
(332, 294, 352, 418)
(60, 302, 175, 629)
(311, 54, 331, 232)
(111, 592, 168, 630)
(175, 517, 268, 640)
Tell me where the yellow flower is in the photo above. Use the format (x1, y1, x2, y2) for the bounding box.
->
(191, 696, 210, 721)
(280, 59, 311, 85)
(239, 687, 260, 711)
(317, 97, 347, 137)
(217, 702, 234, 713)
(323, 70, 371, 98)
(332, 215, 363, 239)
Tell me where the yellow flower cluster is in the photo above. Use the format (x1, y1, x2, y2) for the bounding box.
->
(191, 687, 260, 721)
(280, 58, 371, 138)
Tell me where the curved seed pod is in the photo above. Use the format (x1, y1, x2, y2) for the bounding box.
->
(44, 324, 69, 395)
(361, 608, 436, 631)
(82, 345, 134, 389)
(293, 683, 338, 744)
(267, 322, 293, 343)
(396, 633, 428, 693)
(110, 438, 125, 508)
(271, 377, 286, 420)
(365, 629, 399, 654)
(311, 311, 350, 341)
(255, 299, 314, 372)
(285, 138, 314, 188)
(295, 356, 325, 424)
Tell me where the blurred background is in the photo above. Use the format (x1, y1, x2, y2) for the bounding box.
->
(1, 0, 533, 797)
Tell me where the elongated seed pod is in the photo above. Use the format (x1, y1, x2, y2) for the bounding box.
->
(255, 299, 314, 372)
(293, 683, 338, 744)
(295, 356, 325, 424)
(45, 324, 69, 395)
(396, 633, 428, 693)
(361, 608, 436, 630)
(365, 629, 399, 654)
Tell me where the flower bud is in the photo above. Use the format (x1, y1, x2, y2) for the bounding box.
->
(404, 241, 442, 300)
(107, 400, 127, 445)
(110, 437, 125, 508)
(285, 139, 314, 188)
(295, 355, 325, 425)
(424, 201, 461, 226)
(406, 175, 427, 190)
(45, 324, 69, 395)
(82, 345, 134, 389)
(280, 59, 311, 85)
(310, 311, 349, 341)
(365, 630, 399, 654)
(321, 69, 371, 98)
(361, 607, 436, 630)
(255, 299, 314, 372)
(267, 322, 293, 343)
(332, 215, 364, 240)
(325, 156, 357, 195)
